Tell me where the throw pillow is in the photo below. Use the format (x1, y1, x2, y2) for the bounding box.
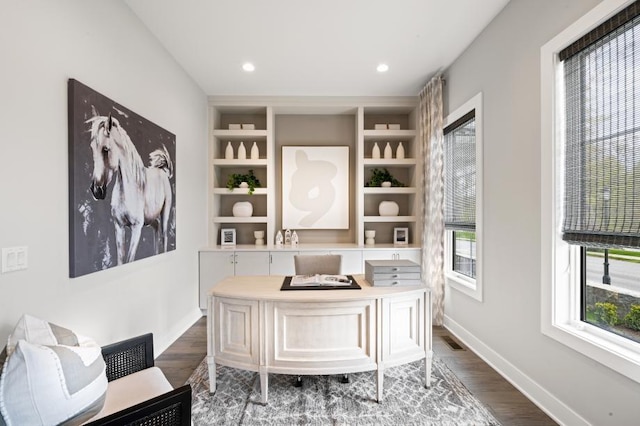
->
(6, 314, 97, 357)
(0, 340, 107, 426)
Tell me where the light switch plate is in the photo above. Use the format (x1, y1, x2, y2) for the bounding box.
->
(2, 246, 28, 273)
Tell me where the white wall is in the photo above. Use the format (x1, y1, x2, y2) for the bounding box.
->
(0, 0, 207, 354)
(443, 0, 640, 425)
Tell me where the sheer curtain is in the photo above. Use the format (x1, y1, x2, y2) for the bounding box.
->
(419, 75, 445, 325)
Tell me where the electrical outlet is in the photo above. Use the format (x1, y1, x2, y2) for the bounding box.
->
(2, 246, 28, 273)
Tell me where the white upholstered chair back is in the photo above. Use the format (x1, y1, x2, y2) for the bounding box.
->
(293, 255, 342, 275)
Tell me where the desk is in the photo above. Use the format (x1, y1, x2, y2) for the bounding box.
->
(207, 275, 432, 403)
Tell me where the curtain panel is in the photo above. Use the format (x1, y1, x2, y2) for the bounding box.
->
(419, 75, 445, 325)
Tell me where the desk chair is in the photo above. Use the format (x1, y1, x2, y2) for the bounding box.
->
(294, 254, 341, 275)
(292, 254, 349, 385)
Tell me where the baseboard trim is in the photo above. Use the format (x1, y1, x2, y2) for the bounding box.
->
(443, 315, 589, 426)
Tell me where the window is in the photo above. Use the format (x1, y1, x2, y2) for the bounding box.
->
(443, 93, 483, 301)
(542, 0, 640, 383)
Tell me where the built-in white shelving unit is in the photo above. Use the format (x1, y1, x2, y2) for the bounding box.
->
(202, 98, 421, 309)
(207, 97, 421, 247)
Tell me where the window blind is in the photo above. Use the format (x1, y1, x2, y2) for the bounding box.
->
(444, 110, 476, 231)
(562, 1, 640, 248)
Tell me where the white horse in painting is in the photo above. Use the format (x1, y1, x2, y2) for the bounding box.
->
(87, 113, 173, 265)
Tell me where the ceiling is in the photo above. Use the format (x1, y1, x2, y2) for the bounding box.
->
(124, 0, 510, 97)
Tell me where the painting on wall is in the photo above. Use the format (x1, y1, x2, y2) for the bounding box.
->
(281, 146, 349, 229)
(68, 79, 176, 278)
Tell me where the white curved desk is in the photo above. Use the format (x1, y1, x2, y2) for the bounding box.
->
(207, 274, 432, 403)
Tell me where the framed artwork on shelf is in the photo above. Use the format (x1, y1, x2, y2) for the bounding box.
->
(394, 227, 409, 245)
(281, 146, 349, 229)
(221, 228, 236, 246)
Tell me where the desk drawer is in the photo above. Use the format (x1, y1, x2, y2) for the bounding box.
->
(370, 278, 423, 287)
(369, 272, 421, 280)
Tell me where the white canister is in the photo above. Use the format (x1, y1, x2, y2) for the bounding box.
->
(365, 230, 376, 245)
(254, 230, 265, 245)
(232, 201, 253, 217)
(378, 201, 399, 216)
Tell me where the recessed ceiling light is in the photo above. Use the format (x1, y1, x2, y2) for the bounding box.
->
(242, 62, 255, 72)
(377, 63, 389, 73)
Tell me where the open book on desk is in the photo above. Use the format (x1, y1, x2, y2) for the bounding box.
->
(290, 274, 353, 287)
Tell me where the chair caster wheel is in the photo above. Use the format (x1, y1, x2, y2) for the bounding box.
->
(341, 374, 349, 384)
(294, 376, 303, 387)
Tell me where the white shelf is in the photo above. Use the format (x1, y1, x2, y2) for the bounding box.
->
(212, 159, 268, 167)
(363, 216, 417, 223)
(363, 129, 416, 141)
(213, 188, 268, 195)
(363, 187, 417, 195)
(212, 129, 268, 139)
(214, 216, 268, 224)
(363, 159, 417, 167)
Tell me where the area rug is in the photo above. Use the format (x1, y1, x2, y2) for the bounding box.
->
(187, 357, 500, 425)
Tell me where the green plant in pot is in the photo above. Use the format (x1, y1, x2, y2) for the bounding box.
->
(365, 168, 405, 187)
(227, 169, 261, 195)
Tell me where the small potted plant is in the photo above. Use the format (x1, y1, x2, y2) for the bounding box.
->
(365, 168, 405, 187)
(227, 169, 261, 195)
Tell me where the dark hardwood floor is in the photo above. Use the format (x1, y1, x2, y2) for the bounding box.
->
(156, 316, 556, 425)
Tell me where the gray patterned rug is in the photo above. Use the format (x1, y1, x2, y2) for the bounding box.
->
(187, 357, 500, 425)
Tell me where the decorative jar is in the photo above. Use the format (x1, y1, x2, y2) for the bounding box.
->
(378, 201, 399, 216)
(365, 230, 376, 245)
(254, 230, 265, 245)
(232, 201, 253, 217)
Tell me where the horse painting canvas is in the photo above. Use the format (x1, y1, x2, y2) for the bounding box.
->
(68, 79, 176, 278)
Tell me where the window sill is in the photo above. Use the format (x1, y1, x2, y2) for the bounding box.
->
(446, 272, 482, 302)
(543, 319, 640, 384)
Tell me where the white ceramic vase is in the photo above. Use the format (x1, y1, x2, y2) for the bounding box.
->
(237, 141, 246, 160)
(396, 142, 405, 159)
(250, 142, 259, 160)
(365, 230, 376, 245)
(383, 142, 392, 159)
(254, 230, 265, 245)
(372, 142, 381, 159)
(378, 200, 399, 216)
(232, 201, 253, 217)
(225, 141, 234, 159)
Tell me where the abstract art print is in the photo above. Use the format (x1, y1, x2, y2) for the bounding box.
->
(68, 79, 176, 277)
(281, 146, 349, 229)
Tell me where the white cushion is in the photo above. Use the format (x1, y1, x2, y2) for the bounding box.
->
(84, 367, 173, 423)
(0, 340, 107, 426)
(6, 314, 97, 357)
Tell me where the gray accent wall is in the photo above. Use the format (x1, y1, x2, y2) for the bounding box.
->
(443, 0, 640, 424)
